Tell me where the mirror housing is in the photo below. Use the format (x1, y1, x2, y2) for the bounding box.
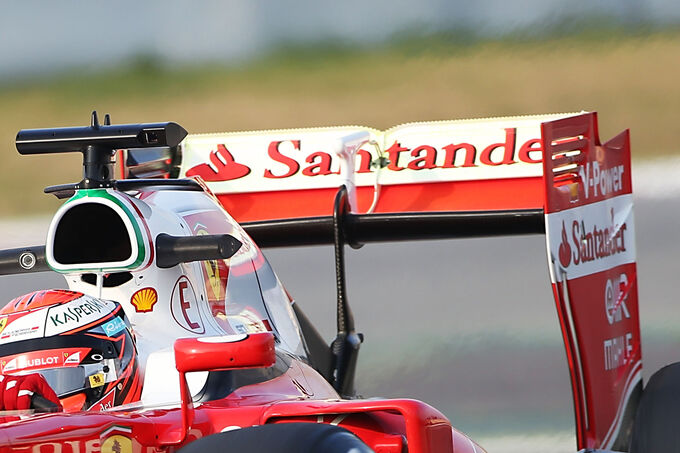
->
(156, 233, 242, 269)
(169, 333, 275, 446)
(174, 332, 275, 373)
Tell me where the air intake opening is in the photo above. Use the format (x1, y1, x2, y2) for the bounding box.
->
(53, 203, 133, 265)
(81, 272, 133, 287)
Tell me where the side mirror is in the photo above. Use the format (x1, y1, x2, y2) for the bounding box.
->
(174, 332, 275, 373)
(170, 333, 276, 446)
(156, 233, 242, 269)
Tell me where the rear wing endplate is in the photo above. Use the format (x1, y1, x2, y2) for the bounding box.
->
(542, 114, 639, 451)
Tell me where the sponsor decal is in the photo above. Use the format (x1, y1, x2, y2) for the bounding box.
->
(181, 116, 567, 195)
(572, 216, 627, 267)
(102, 317, 127, 337)
(130, 288, 158, 313)
(64, 351, 82, 365)
(604, 333, 634, 371)
(101, 435, 132, 453)
(603, 273, 635, 372)
(196, 130, 544, 182)
(1, 348, 89, 373)
(89, 373, 106, 388)
(3, 353, 60, 373)
(558, 208, 628, 269)
(170, 276, 204, 334)
(186, 144, 251, 181)
(194, 224, 225, 301)
(46, 297, 116, 336)
(558, 221, 572, 268)
(0, 325, 40, 341)
(90, 389, 117, 412)
(579, 161, 626, 200)
(548, 195, 635, 282)
(605, 274, 631, 325)
(0, 317, 7, 334)
(0, 310, 49, 344)
(9, 441, 102, 453)
(205, 260, 222, 299)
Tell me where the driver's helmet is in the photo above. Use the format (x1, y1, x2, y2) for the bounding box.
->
(0, 290, 141, 412)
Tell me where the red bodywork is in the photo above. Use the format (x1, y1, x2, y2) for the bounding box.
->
(0, 112, 637, 452)
(0, 363, 472, 453)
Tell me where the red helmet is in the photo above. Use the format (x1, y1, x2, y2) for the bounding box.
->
(0, 290, 141, 412)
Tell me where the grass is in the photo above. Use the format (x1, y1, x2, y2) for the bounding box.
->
(1, 28, 679, 215)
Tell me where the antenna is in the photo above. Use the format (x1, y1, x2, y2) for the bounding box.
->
(330, 185, 364, 397)
(91, 111, 100, 128)
(16, 111, 188, 189)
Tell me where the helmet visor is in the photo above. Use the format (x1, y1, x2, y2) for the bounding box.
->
(0, 329, 132, 401)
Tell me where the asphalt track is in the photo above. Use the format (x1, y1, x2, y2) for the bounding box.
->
(1, 159, 679, 452)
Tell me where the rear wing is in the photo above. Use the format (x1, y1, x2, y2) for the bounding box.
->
(179, 114, 570, 246)
(176, 112, 640, 450)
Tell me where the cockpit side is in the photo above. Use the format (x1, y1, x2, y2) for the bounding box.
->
(47, 186, 312, 405)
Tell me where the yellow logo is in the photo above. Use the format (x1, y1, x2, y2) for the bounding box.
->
(0, 317, 7, 334)
(131, 288, 158, 313)
(204, 259, 221, 299)
(196, 228, 222, 299)
(89, 373, 105, 388)
(101, 435, 132, 453)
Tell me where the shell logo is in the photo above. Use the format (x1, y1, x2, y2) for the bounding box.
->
(130, 288, 158, 313)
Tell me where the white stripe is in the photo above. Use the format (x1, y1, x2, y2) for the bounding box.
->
(601, 362, 643, 449)
(560, 274, 589, 430)
(18, 134, 137, 144)
(467, 435, 479, 453)
(17, 390, 34, 398)
(6, 380, 17, 390)
(330, 414, 347, 426)
(176, 208, 215, 217)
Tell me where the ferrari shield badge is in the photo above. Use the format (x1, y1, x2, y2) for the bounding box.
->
(100, 425, 133, 453)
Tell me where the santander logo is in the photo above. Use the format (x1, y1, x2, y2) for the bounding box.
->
(185, 127, 545, 183)
(186, 144, 251, 182)
(558, 209, 629, 269)
(559, 221, 572, 268)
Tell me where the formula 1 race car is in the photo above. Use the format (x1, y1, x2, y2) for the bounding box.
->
(0, 111, 667, 452)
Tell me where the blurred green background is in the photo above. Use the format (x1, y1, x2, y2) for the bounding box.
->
(1, 27, 679, 215)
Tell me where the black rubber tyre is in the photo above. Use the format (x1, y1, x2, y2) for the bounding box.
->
(177, 422, 373, 453)
(630, 362, 680, 452)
